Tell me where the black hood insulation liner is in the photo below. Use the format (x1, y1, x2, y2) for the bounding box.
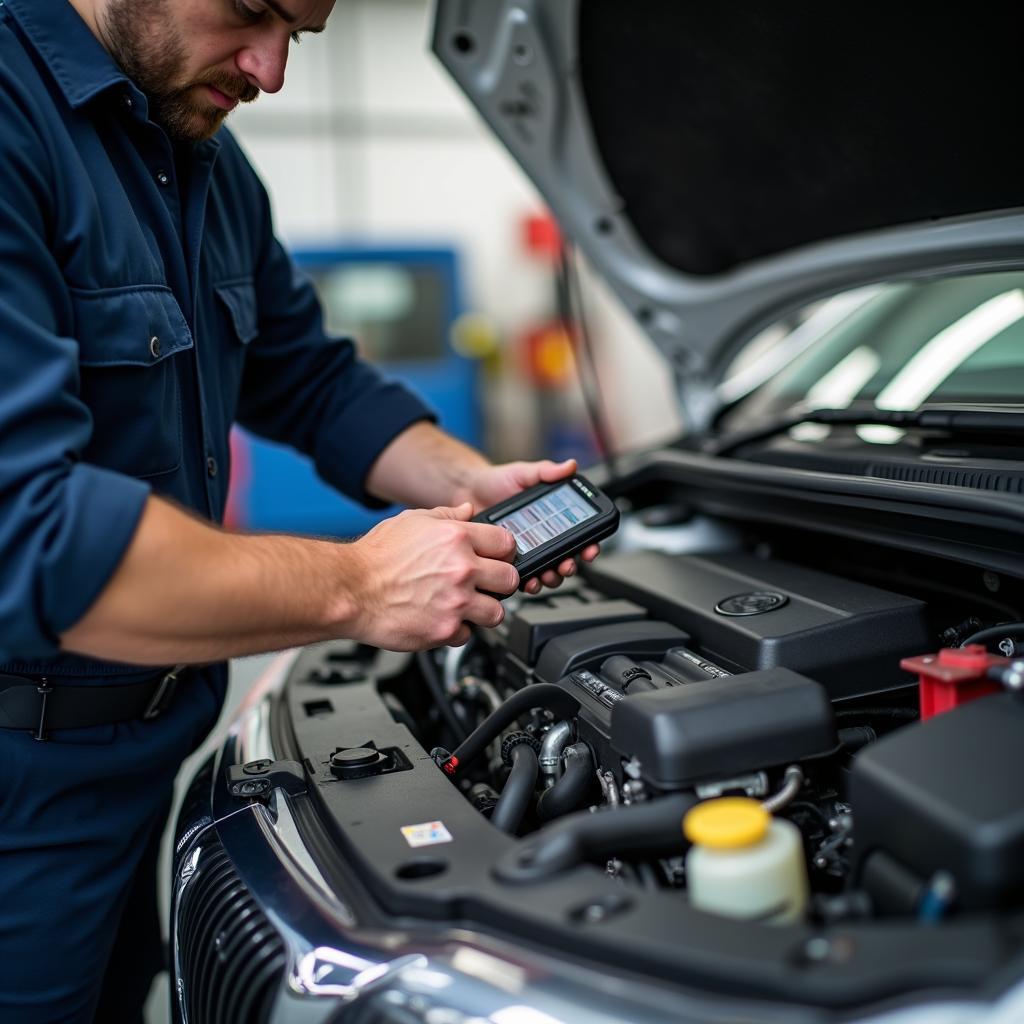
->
(579, 3, 1024, 275)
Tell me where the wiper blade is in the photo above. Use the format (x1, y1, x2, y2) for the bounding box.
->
(708, 407, 1024, 458)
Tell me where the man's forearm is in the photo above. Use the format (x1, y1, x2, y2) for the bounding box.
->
(61, 488, 522, 664)
(365, 421, 490, 509)
(60, 495, 362, 665)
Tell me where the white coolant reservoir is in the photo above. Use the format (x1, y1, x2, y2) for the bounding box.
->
(683, 797, 809, 924)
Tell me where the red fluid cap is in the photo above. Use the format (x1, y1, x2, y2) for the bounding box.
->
(901, 646, 1007, 721)
(936, 644, 992, 671)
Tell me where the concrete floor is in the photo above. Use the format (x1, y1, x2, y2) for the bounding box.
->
(145, 652, 278, 1024)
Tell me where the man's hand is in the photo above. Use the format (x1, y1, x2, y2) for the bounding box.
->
(453, 457, 601, 594)
(348, 502, 519, 649)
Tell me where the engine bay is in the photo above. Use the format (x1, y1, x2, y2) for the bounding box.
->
(429, 546, 1024, 914)
(261, 515, 1024, 1009)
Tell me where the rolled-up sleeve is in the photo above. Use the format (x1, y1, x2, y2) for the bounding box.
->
(235, 169, 436, 508)
(0, 86, 150, 660)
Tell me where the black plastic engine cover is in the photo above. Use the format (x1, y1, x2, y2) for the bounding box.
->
(584, 550, 931, 700)
(608, 668, 837, 789)
(851, 693, 1024, 912)
(507, 595, 647, 666)
(488, 583, 655, 690)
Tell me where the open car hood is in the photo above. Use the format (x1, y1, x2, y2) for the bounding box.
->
(432, 1, 1024, 427)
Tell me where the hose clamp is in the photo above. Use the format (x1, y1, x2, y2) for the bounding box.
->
(501, 731, 541, 767)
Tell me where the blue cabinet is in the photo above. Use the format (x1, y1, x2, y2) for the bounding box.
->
(230, 245, 480, 537)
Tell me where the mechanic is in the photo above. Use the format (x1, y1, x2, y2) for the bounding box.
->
(0, 0, 598, 1020)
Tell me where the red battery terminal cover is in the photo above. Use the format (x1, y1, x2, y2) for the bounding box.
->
(901, 645, 1009, 721)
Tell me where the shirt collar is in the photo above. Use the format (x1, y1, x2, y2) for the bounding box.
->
(4, 0, 130, 109)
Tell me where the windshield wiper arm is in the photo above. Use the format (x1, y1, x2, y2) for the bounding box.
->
(708, 407, 1024, 458)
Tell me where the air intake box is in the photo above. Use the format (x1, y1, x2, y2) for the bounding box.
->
(584, 551, 931, 700)
(609, 667, 837, 789)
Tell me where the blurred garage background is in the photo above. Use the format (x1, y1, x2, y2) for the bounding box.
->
(223, 0, 681, 539)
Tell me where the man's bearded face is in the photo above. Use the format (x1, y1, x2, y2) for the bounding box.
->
(102, 0, 260, 142)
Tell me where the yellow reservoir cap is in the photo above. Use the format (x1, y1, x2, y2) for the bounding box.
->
(684, 797, 770, 849)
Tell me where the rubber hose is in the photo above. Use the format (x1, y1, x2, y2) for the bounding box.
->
(446, 684, 580, 780)
(960, 623, 1024, 650)
(417, 650, 468, 744)
(536, 742, 594, 822)
(601, 655, 658, 694)
(490, 744, 539, 834)
(838, 725, 877, 751)
(497, 793, 697, 882)
(836, 707, 917, 721)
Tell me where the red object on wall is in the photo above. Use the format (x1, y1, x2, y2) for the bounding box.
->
(901, 645, 1006, 721)
(522, 320, 576, 389)
(523, 213, 563, 262)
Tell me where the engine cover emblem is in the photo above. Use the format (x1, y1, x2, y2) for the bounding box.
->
(715, 591, 789, 616)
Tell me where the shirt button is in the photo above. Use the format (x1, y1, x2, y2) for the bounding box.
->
(149, 335, 162, 359)
(206, 456, 218, 479)
(156, 169, 170, 187)
(121, 94, 134, 112)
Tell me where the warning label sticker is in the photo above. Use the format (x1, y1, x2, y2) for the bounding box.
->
(400, 821, 453, 848)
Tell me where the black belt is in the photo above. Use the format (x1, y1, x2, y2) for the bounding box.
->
(0, 666, 184, 740)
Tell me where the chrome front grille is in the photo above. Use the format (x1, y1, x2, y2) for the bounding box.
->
(175, 838, 287, 1024)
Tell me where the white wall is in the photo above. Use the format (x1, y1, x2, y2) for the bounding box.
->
(230, 0, 682, 456)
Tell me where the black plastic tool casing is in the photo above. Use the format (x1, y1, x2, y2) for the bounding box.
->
(473, 475, 619, 589)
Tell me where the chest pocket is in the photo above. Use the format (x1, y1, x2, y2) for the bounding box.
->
(208, 278, 258, 417)
(72, 286, 193, 479)
(214, 279, 259, 346)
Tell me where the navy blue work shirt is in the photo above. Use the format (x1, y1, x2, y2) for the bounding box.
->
(0, 0, 434, 675)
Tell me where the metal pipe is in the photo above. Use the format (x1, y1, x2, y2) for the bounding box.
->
(443, 640, 473, 695)
(761, 765, 804, 814)
(596, 770, 620, 808)
(537, 721, 573, 787)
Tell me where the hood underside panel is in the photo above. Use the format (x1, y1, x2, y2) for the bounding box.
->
(579, 4, 1024, 277)
(434, 1, 1024, 420)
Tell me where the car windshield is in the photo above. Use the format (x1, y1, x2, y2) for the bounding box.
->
(716, 270, 1024, 438)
